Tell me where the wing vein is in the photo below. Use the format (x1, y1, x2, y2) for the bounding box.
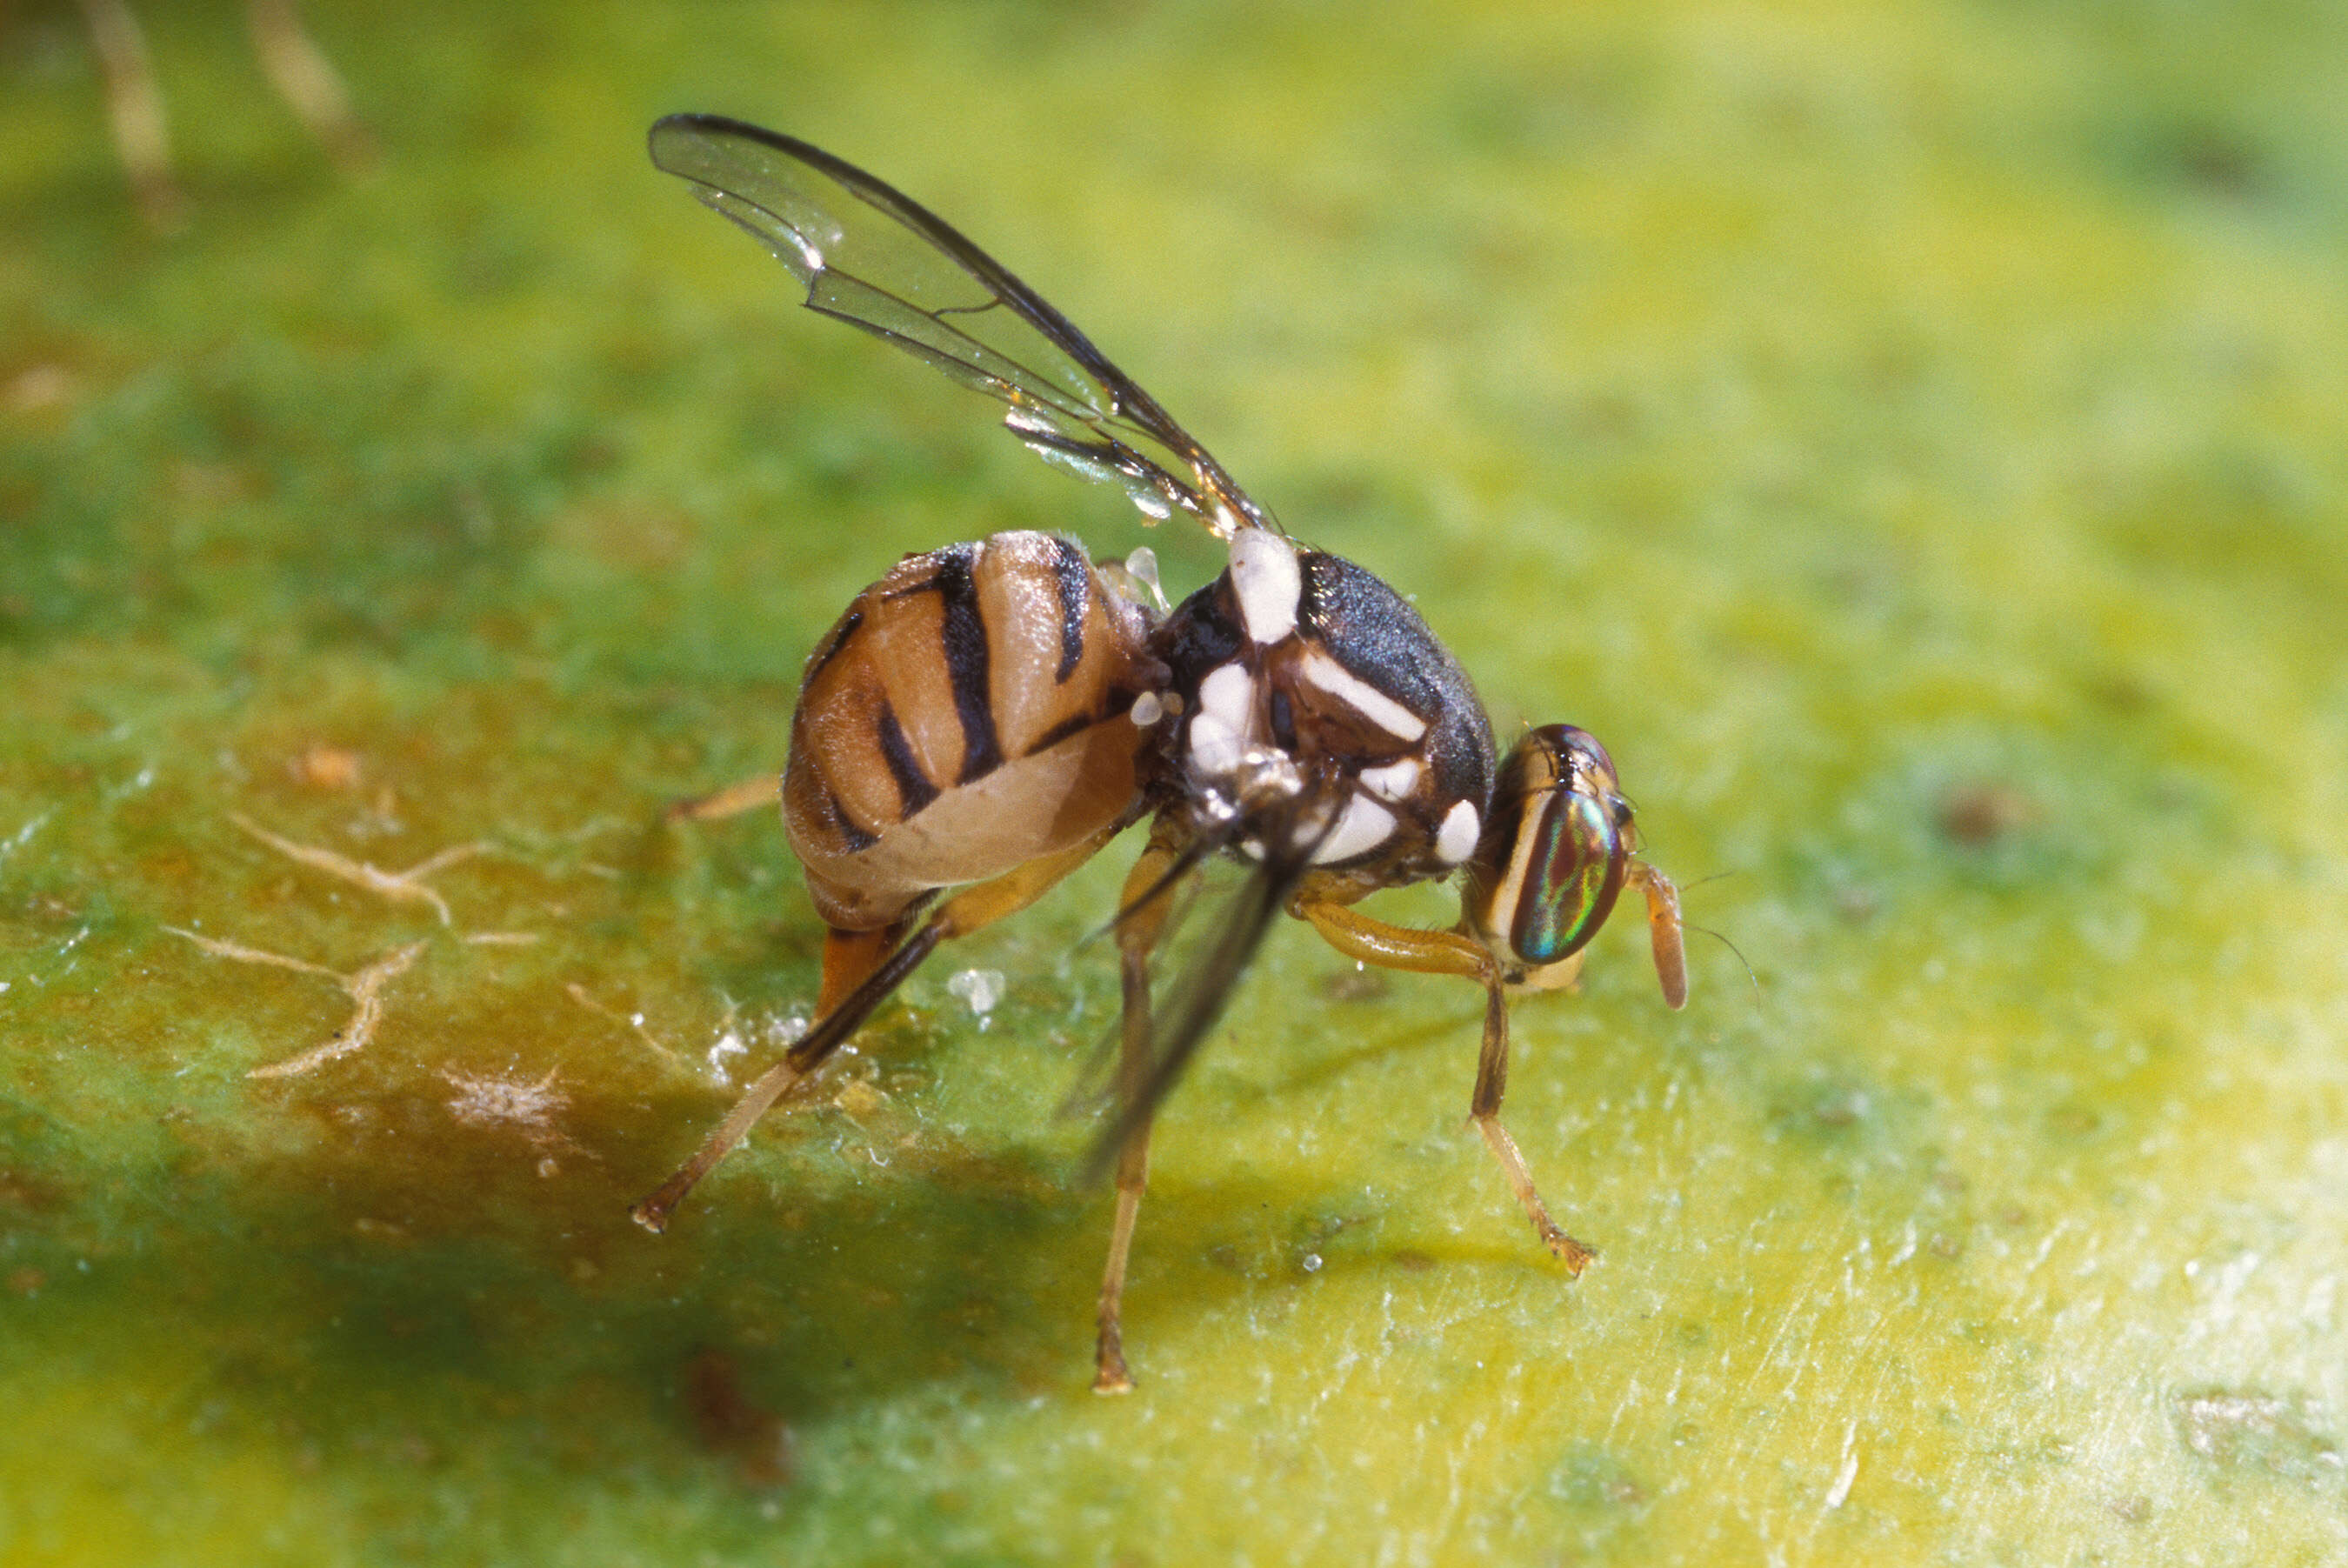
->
(652, 112, 1277, 537)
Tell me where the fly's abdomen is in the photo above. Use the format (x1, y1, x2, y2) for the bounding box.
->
(784, 531, 1157, 929)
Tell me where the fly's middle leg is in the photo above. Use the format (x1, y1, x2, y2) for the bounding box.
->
(1092, 828, 1186, 1394)
(1297, 899, 1594, 1274)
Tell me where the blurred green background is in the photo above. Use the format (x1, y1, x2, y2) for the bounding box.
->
(3, 0, 2345, 1563)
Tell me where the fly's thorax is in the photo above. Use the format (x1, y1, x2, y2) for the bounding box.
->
(782, 530, 1162, 929)
(1464, 724, 1637, 984)
(1150, 535, 1496, 887)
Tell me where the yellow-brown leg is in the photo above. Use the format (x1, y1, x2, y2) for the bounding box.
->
(77, 0, 184, 230)
(817, 918, 912, 1017)
(245, 0, 375, 172)
(1298, 901, 1595, 1273)
(631, 828, 1118, 1233)
(1092, 827, 1188, 1393)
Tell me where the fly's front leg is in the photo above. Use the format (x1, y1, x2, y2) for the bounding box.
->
(1297, 900, 1595, 1274)
(1466, 984, 1594, 1273)
(1092, 824, 1188, 1394)
(631, 828, 1117, 1234)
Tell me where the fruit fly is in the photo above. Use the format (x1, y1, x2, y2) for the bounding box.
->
(629, 115, 1689, 1392)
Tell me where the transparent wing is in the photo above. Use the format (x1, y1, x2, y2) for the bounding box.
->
(651, 114, 1275, 539)
(1082, 812, 1321, 1180)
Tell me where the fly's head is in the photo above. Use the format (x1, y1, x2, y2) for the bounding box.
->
(1465, 724, 1684, 1004)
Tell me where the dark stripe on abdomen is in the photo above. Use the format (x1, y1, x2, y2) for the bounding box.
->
(802, 607, 864, 685)
(826, 785, 879, 852)
(874, 700, 939, 817)
(1024, 683, 1141, 758)
(932, 546, 1004, 784)
(1047, 536, 1091, 684)
(1024, 709, 1097, 757)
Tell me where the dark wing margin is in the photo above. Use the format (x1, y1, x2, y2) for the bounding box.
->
(650, 114, 1275, 539)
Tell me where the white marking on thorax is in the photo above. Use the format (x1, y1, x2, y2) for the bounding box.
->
(1229, 530, 1301, 644)
(1187, 662, 1256, 777)
(1199, 663, 1252, 734)
(1306, 794, 1397, 865)
(1357, 757, 1422, 803)
(1436, 799, 1482, 865)
(1295, 649, 1427, 743)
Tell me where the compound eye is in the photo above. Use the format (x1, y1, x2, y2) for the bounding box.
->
(1541, 724, 1619, 790)
(1507, 778, 1630, 968)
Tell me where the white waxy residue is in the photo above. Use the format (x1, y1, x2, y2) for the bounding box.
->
(947, 968, 1007, 1030)
(1122, 547, 1168, 612)
(706, 1029, 749, 1084)
(764, 1007, 811, 1048)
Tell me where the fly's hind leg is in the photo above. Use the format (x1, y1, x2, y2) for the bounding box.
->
(1092, 824, 1188, 1394)
(630, 825, 1121, 1233)
(1297, 901, 1595, 1274)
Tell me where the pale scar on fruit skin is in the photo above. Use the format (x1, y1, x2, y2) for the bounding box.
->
(166, 927, 428, 1078)
(169, 920, 594, 1159)
(175, 808, 729, 1175)
(229, 812, 490, 927)
(565, 982, 690, 1069)
(172, 813, 533, 1077)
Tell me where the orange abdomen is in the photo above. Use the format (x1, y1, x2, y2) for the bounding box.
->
(783, 531, 1157, 930)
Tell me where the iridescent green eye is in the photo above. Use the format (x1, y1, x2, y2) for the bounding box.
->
(1461, 724, 1636, 971)
(1510, 783, 1629, 967)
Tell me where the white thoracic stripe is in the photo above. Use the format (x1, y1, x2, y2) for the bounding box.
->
(1307, 794, 1397, 864)
(1436, 799, 1482, 865)
(1188, 662, 1256, 777)
(1357, 757, 1422, 803)
(1296, 649, 1427, 743)
(1198, 663, 1252, 734)
(1189, 714, 1242, 776)
(1229, 530, 1300, 644)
